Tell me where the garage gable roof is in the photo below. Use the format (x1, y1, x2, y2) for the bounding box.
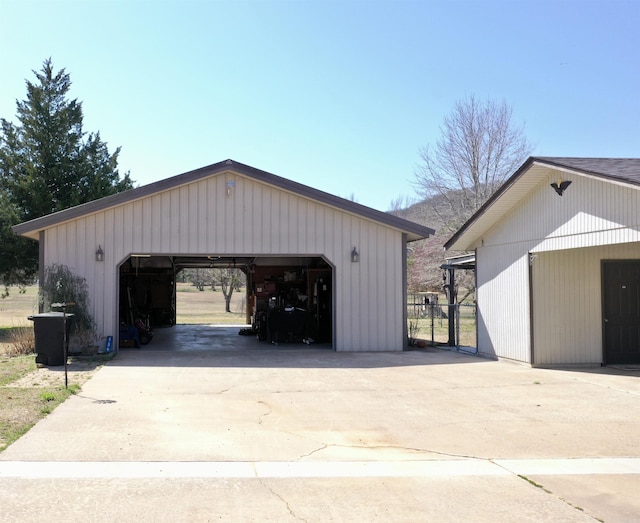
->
(13, 159, 435, 242)
(444, 157, 640, 251)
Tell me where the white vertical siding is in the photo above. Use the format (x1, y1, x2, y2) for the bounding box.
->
(481, 170, 640, 253)
(476, 244, 531, 363)
(42, 171, 407, 352)
(475, 167, 640, 365)
(531, 249, 601, 366)
(331, 212, 404, 351)
(532, 243, 640, 366)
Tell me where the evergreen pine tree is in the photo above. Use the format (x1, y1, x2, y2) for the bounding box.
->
(0, 59, 134, 292)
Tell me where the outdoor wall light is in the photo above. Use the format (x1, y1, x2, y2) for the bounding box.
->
(95, 245, 104, 262)
(351, 247, 360, 263)
(550, 177, 572, 196)
(226, 180, 235, 197)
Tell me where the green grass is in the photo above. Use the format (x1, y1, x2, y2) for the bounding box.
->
(518, 475, 552, 494)
(39, 391, 57, 402)
(176, 285, 200, 293)
(0, 285, 39, 326)
(0, 355, 79, 451)
(0, 355, 36, 386)
(409, 306, 477, 347)
(0, 286, 39, 356)
(175, 283, 248, 325)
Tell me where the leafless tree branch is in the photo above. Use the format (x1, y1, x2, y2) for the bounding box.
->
(414, 94, 533, 233)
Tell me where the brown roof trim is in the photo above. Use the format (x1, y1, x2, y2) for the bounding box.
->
(13, 159, 435, 241)
(443, 157, 536, 250)
(443, 156, 640, 250)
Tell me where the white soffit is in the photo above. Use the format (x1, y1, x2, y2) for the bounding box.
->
(446, 162, 550, 251)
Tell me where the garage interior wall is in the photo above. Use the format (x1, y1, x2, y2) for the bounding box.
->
(41, 171, 407, 351)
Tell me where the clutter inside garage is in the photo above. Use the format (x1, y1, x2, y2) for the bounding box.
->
(249, 262, 332, 344)
(119, 255, 332, 347)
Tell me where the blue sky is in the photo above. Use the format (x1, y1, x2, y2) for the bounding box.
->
(1, 0, 638, 211)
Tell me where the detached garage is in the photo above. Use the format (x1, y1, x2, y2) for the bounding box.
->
(445, 157, 640, 367)
(13, 159, 434, 352)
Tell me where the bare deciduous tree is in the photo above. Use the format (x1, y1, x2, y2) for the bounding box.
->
(407, 236, 446, 292)
(218, 268, 243, 313)
(387, 195, 418, 217)
(414, 95, 533, 232)
(181, 267, 244, 313)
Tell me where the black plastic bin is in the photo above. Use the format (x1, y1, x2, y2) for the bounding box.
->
(28, 313, 74, 366)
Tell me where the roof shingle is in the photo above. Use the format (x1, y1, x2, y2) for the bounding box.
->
(535, 157, 640, 185)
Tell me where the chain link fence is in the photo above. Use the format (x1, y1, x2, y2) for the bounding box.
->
(407, 294, 476, 349)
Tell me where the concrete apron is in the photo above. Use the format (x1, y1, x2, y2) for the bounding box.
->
(2, 326, 640, 522)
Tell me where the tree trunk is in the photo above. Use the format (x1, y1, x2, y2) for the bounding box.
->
(224, 288, 233, 313)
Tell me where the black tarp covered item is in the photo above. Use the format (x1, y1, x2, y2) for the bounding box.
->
(267, 307, 310, 343)
(28, 312, 74, 366)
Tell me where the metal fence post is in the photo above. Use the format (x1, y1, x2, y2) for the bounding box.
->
(430, 303, 435, 345)
(455, 303, 460, 349)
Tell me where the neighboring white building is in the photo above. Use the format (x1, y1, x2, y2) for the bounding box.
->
(13, 159, 434, 352)
(446, 157, 640, 367)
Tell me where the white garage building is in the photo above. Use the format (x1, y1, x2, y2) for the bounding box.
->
(445, 157, 640, 366)
(13, 159, 434, 352)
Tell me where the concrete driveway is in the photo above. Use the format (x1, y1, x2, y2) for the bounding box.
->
(1, 327, 640, 522)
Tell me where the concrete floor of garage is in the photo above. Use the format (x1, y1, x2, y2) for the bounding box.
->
(145, 323, 333, 352)
(1, 327, 640, 522)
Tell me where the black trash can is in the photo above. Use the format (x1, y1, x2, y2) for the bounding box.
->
(28, 313, 74, 366)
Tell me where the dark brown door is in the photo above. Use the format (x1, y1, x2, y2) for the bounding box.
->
(603, 261, 640, 364)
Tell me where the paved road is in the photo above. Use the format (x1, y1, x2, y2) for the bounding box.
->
(1, 330, 639, 522)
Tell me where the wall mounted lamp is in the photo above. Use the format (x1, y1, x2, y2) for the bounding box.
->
(95, 245, 104, 262)
(550, 177, 572, 196)
(351, 247, 360, 263)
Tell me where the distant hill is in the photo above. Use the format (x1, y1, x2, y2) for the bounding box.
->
(388, 193, 473, 294)
(388, 191, 460, 232)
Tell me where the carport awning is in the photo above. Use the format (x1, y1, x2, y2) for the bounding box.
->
(440, 254, 475, 271)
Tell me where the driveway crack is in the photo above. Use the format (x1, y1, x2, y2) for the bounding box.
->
(297, 442, 483, 461)
(493, 462, 605, 522)
(258, 478, 308, 522)
(257, 400, 271, 424)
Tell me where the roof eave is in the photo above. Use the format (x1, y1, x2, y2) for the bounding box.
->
(444, 156, 640, 252)
(443, 157, 538, 251)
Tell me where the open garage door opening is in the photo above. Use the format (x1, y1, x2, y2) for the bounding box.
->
(119, 255, 333, 348)
(176, 267, 247, 325)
